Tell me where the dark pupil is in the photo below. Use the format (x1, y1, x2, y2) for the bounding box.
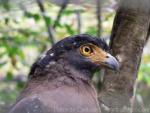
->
(85, 47, 90, 52)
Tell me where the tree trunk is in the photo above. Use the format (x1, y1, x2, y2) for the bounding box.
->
(99, 0, 150, 113)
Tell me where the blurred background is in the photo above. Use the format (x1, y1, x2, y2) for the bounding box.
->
(0, 0, 149, 112)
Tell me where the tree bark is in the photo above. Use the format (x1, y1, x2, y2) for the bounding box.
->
(99, 0, 150, 113)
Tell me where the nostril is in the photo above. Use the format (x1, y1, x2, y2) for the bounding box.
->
(106, 55, 109, 58)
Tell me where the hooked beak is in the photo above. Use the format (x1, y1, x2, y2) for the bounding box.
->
(104, 53, 120, 71)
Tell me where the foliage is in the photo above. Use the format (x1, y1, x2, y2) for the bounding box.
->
(138, 55, 150, 86)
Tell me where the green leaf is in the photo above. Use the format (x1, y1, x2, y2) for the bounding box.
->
(63, 9, 84, 16)
(54, 21, 62, 28)
(4, 17, 9, 24)
(44, 15, 52, 25)
(64, 24, 75, 35)
(16, 48, 25, 60)
(6, 72, 13, 81)
(33, 14, 40, 21)
(17, 82, 25, 90)
(63, 9, 75, 15)
(25, 12, 33, 18)
(25, 12, 41, 22)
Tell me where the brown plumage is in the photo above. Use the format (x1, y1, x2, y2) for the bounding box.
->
(8, 34, 119, 113)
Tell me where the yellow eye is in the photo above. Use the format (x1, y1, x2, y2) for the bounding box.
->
(80, 45, 93, 56)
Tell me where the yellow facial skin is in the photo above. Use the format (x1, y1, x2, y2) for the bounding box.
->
(79, 43, 119, 70)
(80, 43, 108, 64)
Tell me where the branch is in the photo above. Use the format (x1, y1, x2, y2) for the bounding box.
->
(75, 10, 82, 34)
(53, 0, 69, 29)
(36, 0, 55, 45)
(96, 0, 102, 37)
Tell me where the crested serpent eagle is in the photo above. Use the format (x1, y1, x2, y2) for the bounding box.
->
(8, 34, 119, 113)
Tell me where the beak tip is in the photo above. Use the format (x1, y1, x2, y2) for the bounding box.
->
(111, 62, 120, 71)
